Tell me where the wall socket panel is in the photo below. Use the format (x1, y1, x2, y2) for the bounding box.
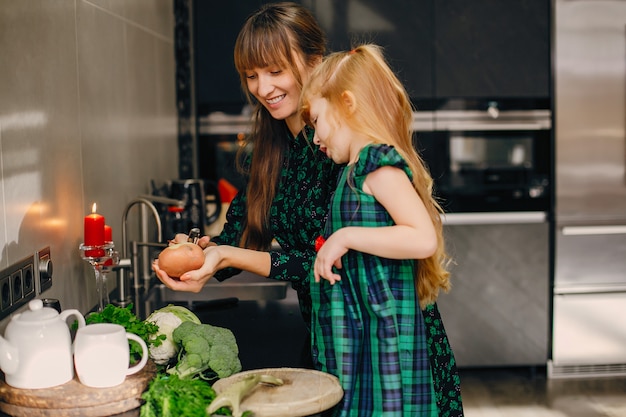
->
(0, 246, 52, 321)
(35, 246, 53, 294)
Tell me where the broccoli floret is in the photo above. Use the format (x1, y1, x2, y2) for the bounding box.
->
(209, 343, 241, 379)
(167, 321, 242, 380)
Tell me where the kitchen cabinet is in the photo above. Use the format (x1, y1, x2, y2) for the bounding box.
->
(434, 0, 551, 99)
(194, 1, 551, 112)
(194, 0, 434, 109)
(437, 220, 550, 367)
(194, 0, 263, 113)
(307, 0, 434, 102)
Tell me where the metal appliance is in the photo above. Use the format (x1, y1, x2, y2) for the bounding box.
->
(416, 101, 553, 367)
(150, 179, 222, 239)
(416, 100, 552, 213)
(549, 0, 626, 378)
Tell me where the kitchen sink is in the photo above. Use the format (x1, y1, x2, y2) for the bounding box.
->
(151, 271, 289, 304)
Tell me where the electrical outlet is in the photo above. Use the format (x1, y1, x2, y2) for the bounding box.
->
(11, 269, 23, 306)
(22, 263, 35, 298)
(0, 275, 11, 313)
(35, 246, 53, 294)
(0, 254, 37, 320)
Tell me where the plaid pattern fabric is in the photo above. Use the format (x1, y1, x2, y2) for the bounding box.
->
(311, 144, 438, 416)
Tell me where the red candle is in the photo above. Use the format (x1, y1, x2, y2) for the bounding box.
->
(103, 224, 113, 265)
(104, 224, 112, 242)
(85, 203, 105, 256)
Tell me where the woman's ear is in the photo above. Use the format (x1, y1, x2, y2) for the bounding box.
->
(341, 90, 356, 115)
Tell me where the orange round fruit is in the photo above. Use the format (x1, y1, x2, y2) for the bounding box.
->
(158, 242, 204, 278)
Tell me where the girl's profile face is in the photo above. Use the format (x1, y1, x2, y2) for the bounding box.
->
(309, 96, 352, 164)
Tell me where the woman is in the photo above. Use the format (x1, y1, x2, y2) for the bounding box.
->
(154, 1, 338, 332)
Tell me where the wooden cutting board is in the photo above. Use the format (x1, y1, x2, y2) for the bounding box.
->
(0, 360, 156, 417)
(212, 368, 343, 417)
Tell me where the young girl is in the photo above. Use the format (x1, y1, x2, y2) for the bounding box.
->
(300, 44, 463, 416)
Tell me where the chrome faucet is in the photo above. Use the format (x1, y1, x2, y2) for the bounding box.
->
(116, 195, 184, 313)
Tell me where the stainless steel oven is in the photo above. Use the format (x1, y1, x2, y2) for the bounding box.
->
(414, 102, 552, 214)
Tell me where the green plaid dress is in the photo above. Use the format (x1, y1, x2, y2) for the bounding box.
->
(311, 144, 439, 416)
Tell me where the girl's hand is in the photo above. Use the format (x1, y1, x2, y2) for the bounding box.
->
(313, 231, 347, 285)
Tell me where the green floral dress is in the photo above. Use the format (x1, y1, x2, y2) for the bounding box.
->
(212, 126, 340, 325)
(310, 144, 463, 417)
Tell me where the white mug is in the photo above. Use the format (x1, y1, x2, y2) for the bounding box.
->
(74, 323, 148, 388)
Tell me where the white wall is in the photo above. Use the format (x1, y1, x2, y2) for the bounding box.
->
(0, 0, 178, 328)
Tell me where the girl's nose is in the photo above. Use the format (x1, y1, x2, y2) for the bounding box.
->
(313, 133, 321, 145)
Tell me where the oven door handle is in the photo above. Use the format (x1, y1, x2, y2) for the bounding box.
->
(442, 211, 547, 225)
(435, 121, 551, 131)
(561, 225, 626, 236)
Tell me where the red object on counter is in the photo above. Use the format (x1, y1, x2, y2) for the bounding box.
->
(84, 203, 105, 257)
(103, 224, 113, 265)
(104, 224, 112, 242)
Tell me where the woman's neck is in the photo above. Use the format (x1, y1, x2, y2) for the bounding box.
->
(285, 113, 305, 138)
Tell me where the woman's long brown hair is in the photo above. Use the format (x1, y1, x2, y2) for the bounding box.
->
(233, 2, 325, 250)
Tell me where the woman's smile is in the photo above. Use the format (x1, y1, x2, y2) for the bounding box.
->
(266, 94, 286, 105)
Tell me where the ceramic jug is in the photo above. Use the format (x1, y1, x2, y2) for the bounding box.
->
(0, 299, 86, 389)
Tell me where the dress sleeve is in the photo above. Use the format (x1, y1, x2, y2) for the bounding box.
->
(269, 249, 315, 284)
(270, 132, 340, 286)
(352, 144, 413, 190)
(211, 129, 340, 288)
(212, 182, 324, 285)
(210, 152, 250, 281)
(210, 188, 246, 281)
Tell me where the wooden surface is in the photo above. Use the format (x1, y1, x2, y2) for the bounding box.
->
(0, 360, 155, 417)
(212, 367, 343, 417)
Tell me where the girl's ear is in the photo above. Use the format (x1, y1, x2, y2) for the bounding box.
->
(341, 90, 356, 116)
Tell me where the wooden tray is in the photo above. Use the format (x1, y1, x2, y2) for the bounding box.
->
(212, 367, 343, 417)
(0, 360, 156, 417)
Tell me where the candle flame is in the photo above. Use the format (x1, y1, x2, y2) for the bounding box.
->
(91, 202, 97, 213)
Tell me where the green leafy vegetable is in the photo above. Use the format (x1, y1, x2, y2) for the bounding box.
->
(140, 374, 229, 417)
(84, 304, 165, 363)
(167, 321, 242, 380)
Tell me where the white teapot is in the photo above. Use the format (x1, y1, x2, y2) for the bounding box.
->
(0, 299, 86, 389)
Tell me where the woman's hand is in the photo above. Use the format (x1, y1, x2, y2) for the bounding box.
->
(154, 234, 273, 290)
(152, 258, 207, 293)
(170, 233, 215, 249)
(154, 233, 220, 292)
